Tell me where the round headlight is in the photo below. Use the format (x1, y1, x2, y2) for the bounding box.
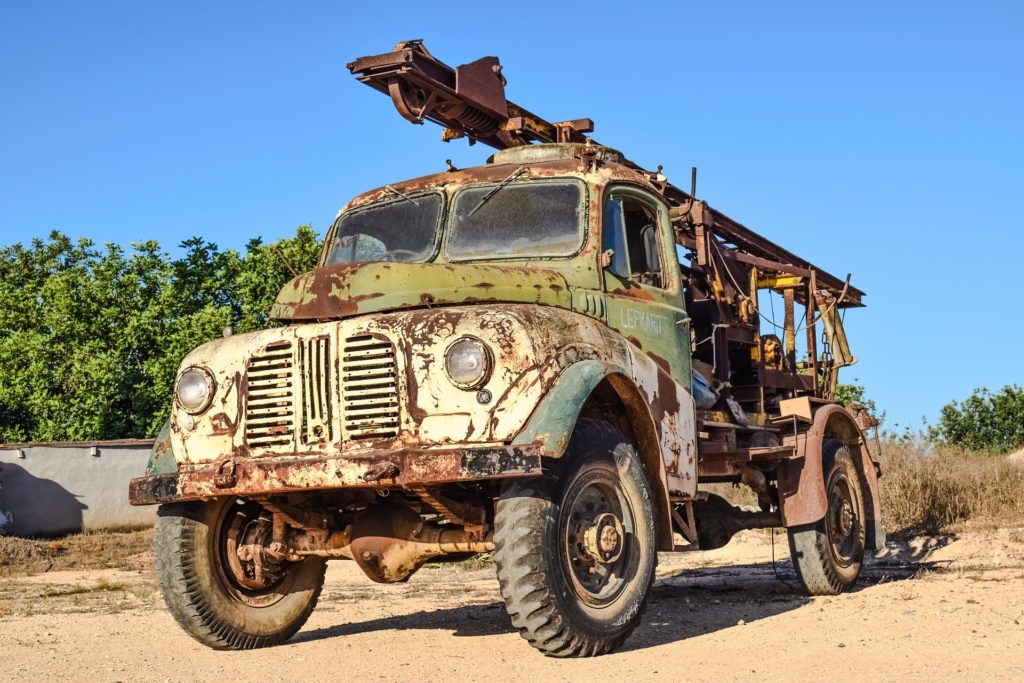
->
(444, 337, 492, 389)
(176, 366, 215, 414)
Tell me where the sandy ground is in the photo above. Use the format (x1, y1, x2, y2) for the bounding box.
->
(2, 529, 1023, 682)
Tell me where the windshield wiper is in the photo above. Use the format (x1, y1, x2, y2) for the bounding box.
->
(384, 184, 420, 206)
(468, 166, 528, 217)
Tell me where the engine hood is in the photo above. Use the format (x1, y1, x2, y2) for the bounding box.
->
(269, 261, 571, 321)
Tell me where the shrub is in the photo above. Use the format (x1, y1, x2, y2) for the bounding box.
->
(930, 385, 1024, 453)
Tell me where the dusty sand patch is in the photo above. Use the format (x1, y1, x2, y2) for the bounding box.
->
(1, 529, 1022, 681)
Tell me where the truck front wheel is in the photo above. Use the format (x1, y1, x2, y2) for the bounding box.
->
(787, 440, 867, 595)
(493, 419, 657, 657)
(154, 498, 326, 649)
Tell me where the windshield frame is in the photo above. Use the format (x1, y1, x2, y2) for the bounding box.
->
(443, 177, 589, 263)
(320, 188, 447, 267)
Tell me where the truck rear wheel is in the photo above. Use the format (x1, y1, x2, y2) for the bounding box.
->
(154, 498, 326, 649)
(787, 440, 866, 595)
(493, 419, 657, 657)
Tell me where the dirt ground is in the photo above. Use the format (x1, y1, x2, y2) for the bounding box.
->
(2, 529, 1023, 682)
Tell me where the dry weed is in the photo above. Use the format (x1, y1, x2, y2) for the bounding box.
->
(40, 578, 127, 598)
(0, 527, 153, 577)
(876, 439, 1024, 534)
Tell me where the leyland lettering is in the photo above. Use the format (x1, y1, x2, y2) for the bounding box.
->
(130, 41, 882, 657)
(619, 308, 669, 335)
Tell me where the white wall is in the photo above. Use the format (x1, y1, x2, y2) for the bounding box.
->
(0, 442, 157, 537)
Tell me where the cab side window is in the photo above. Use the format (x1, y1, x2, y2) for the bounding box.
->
(603, 194, 664, 288)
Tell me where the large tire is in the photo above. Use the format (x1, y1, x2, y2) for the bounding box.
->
(155, 498, 326, 650)
(788, 440, 867, 595)
(493, 419, 657, 657)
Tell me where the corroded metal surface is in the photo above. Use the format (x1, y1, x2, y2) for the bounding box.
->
(129, 444, 541, 505)
(132, 295, 699, 508)
(269, 262, 572, 322)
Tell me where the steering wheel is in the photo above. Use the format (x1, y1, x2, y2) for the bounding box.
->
(384, 249, 421, 262)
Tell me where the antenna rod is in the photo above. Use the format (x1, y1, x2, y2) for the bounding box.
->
(691, 166, 697, 199)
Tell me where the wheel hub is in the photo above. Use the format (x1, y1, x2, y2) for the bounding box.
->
(581, 512, 624, 564)
(227, 516, 284, 590)
(825, 470, 864, 569)
(838, 500, 854, 536)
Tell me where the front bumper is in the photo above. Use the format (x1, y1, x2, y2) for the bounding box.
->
(128, 444, 542, 505)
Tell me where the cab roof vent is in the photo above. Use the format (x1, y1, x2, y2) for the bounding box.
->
(487, 143, 624, 166)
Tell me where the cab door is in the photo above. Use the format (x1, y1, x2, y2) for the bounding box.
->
(602, 185, 696, 495)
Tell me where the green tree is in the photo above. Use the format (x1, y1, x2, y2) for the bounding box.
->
(931, 386, 1024, 453)
(834, 380, 885, 424)
(835, 382, 875, 412)
(235, 225, 321, 333)
(0, 226, 319, 443)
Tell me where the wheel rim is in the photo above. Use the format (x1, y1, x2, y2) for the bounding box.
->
(825, 470, 863, 569)
(213, 499, 296, 608)
(559, 468, 637, 607)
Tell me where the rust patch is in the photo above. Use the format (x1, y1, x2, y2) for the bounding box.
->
(609, 286, 657, 302)
(129, 444, 544, 505)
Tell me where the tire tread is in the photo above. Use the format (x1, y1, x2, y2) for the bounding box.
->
(787, 441, 865, 596)
(155, 502, 326, 650)
(493, 419, 655, 657)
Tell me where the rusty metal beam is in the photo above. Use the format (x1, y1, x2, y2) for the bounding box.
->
(130, 444, 542, 506)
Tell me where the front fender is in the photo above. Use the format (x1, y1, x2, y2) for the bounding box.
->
(513, 359, 677, 551)
(147, 419, 177, 476)
(512, 359, 628, 457)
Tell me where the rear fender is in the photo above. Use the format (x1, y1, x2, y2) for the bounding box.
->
(779, 404, 885, 550)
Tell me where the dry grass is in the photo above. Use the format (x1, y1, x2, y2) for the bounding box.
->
(0, 527, 153, 577)
(39, 577, 128, 598)
(876, 439, 1024, 535)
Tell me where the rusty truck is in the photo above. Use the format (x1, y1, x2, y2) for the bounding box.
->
(129, 41, 884, 657)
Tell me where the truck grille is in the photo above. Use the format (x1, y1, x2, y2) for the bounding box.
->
(341, 334, 400, 440)
(245, 341, 295, 448)
(299, 336, 332, 444)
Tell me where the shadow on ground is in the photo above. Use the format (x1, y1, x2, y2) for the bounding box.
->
(295, 538, 950, 652)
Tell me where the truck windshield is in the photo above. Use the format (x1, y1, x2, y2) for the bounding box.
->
(325, 192, 442, 264)
(447, 181, 584, 260)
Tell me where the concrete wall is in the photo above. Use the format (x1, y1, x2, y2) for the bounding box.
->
(0, 441, 157, 537)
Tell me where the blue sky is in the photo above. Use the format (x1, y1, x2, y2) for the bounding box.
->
(2, 2, 1021, 430)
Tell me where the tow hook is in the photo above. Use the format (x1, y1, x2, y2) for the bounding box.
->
(362, 461, 400, 483)
(214, 460, 237, 488)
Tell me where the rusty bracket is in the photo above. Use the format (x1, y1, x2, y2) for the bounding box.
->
(553, 118, 594, 142)
(260, 499, 329, 532)
(671, 502, 699, 546)
(409, 485, 486, 529)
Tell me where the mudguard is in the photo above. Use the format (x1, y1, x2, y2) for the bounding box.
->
(778, 404, 886, 551)
(512, 359, 628, 457)
(513, 359, 676, 550)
